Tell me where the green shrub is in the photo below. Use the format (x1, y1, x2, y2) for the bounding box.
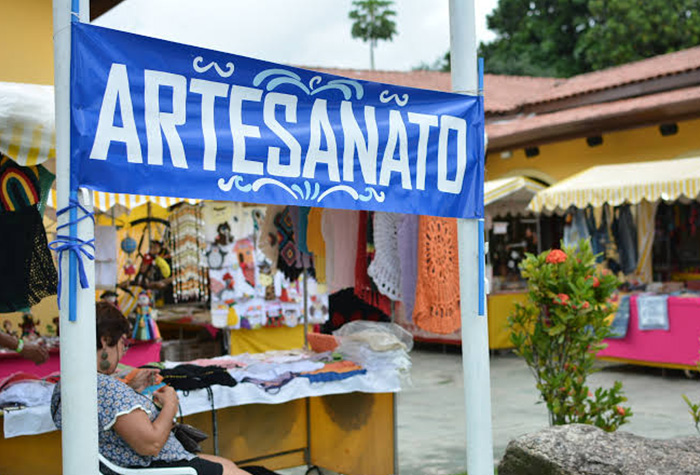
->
(508, 240, 632, 431)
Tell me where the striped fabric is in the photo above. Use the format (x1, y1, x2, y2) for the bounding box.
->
(0, 82, 55, 167)
(484, 176, 546, 216)
(47, 189, 199, 212)
(529, 156, 700, 213)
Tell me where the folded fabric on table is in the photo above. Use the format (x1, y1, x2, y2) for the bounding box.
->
(0, 380, 55, 408)
(157, 364, 238, 390)
(299, 369, 366, 383)
(637, 294, 670, 331)
(608, 295, 631, 339)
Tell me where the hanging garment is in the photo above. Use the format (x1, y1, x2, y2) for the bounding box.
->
(354, 211, 392, 316)
(258, 205, 284, 270)
(562, 209, 590, 248)
(397, 214, 419, 322)
(275, 207, 303, 282)
(0, 205, 57, 312)
(95, 225, 118, 289)
(322, 288, 390, 334)
(0, 155, 54, 215)
(306, 208, 326, 284)
(322, 209, 359, 293)
(584, 206, 608, 262)
(612, 205, 638, 275)
(635, 200, 658, 284)
(367, 212, 402, 301)
(413, 216, 461, 334)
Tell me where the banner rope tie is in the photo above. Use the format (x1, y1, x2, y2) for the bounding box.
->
(48, 198, 95, 311)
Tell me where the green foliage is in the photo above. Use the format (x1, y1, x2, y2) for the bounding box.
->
(473, 0, 700, 77)
(682, 394, 700, 434)
(479, 0, 591, 77)
(508, 241, 632, 430)
(578, 0, 700, 70)
(349, 0, 397, 43)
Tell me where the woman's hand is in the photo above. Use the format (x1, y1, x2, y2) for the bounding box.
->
(126, 368, 160, 393)
(21, 342, 49, 365)
(153, 385, 178, 409)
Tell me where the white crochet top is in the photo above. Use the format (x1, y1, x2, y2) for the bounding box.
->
(368, 212, 402, 301)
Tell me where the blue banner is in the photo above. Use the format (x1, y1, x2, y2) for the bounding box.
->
(71, 23, 484, 218)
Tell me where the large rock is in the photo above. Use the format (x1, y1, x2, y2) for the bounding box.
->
(498, 424, 700, 475)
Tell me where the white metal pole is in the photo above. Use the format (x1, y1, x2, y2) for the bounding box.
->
(449, 0, 495, 474)
(53, 1, 99, 474)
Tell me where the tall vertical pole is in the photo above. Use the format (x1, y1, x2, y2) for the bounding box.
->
(53, 1, 98, 474)
(449, 1, 495, 474)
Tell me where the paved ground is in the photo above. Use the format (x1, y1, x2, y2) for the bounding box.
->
(282, 345, 700, 475)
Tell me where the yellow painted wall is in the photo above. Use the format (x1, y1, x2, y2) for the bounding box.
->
(486, 118, 700, 183)
(0, 0, 54, 85)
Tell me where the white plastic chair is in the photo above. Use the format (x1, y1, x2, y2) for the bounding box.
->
(99, 454, 197, 475)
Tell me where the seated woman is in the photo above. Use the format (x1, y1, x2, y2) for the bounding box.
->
(50, 302, 249, 475)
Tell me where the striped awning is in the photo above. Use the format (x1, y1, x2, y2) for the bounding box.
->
(47, 189, 199, 212)
(484, 176, 546, 216)
(529, 156, 700, 213)
(0, 82, 55, 167)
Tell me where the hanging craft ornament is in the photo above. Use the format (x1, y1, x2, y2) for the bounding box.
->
(121, 236, 137, 254)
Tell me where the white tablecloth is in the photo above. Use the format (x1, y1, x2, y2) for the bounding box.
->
(2, 368, 402, 439)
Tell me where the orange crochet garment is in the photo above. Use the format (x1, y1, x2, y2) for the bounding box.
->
(413, 216, 461, 334)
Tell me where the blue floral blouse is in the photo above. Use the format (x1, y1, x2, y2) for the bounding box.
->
(51, 373, 194, 467)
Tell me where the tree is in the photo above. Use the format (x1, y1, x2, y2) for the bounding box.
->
(578, 0, 700, 70)
(474, 0, 700, 77)
(479, 0, 591, 77)
(349, 0, 398, 70)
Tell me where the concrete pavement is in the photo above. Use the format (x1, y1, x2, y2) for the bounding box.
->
(281, 346, 700, 475)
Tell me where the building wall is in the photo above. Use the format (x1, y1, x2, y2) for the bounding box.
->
(486, 118, 700, 183)
(0, 0, 54, 85)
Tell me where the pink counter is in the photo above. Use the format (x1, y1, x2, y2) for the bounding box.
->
(598, 295, 700, 368)
(0, 340, 162, 380)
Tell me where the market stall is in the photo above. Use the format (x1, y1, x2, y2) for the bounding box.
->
(528, 156, 700, 369)
(1, 13, 490, 475)
(398, 176, 549, 349)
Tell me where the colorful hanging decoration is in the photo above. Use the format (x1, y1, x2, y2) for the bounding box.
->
(132, 291, 161, 341)
(169, 203, 209, 303)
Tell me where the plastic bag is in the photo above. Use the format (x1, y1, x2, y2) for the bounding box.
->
(332, 321, 413, 352)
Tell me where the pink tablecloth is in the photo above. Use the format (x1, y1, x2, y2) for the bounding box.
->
(598, 296, 700, 367)
(0, 340, 162, 380)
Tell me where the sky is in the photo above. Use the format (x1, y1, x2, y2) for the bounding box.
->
(96, 0, 499, 72)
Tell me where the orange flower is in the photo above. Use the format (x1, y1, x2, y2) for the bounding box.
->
(546, 249, 567, 264)
(615, 406, 626, 416)
(555, 293, 570, 305)
(581, 301, 590, 310)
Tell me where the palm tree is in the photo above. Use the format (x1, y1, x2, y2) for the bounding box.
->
(348, 0, 398, 70)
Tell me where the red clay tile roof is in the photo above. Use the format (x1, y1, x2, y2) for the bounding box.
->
(526, 46, 700, 105)
(486, 84, 700, 150)
(309, 67, 557, 115)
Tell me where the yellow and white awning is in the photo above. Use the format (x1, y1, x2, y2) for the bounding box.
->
(484, 176, 546, 216)
(47, 189, 199, 213)
(529, 156, 700, 213)
(0, 82, 55, 167)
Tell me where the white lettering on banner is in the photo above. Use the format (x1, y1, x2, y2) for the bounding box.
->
(88, 63, 474, 197)
(90, 63, 143, 163)
(341, 102, 378, 185)
(264, 92, 302, 178)
(407, 112, 438, 191)
(190, 79, 229, 171)
(230, 85, 263, 175)
(303, 99, 340, 182)
(144, 70, 189, 169)
(379, 110, 412, 190)
(437, 115, 467, 194)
